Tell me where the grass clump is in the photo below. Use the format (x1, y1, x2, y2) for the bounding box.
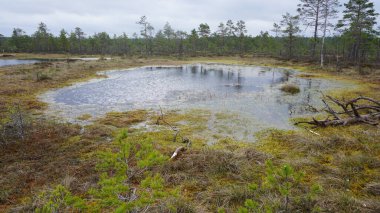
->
(280, 84, 300, 94)
(77, 114, 92, 121)
(97, 110, 148, 128)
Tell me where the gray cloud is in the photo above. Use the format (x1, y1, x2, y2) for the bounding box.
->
(0, 0, 379, 37)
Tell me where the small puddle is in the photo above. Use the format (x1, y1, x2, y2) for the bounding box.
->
(40, 64, 353, 140)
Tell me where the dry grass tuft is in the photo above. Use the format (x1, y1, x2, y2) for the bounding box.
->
(364, 182, 380, 196)
(97, 110, 148, 128)
(280, 84, 301, 94)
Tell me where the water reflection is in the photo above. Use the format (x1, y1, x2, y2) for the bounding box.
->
(41, 64, 350, 139)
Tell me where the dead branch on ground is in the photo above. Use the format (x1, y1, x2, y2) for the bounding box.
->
(170, 146, 186, 160)
(295, 96, 380, 127)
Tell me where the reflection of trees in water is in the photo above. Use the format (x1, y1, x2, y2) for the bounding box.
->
(259, 67, 274, 76)
(284, 78, 322, 116)
(189, 65, 244, 89)
(227, 71, 234, 80)
(190, 65, 197, 73)
(278, 70, 292, 83)
(234, 71, 243, 90)
(269, 69, 295, 87)
(179, 65, 323, 105)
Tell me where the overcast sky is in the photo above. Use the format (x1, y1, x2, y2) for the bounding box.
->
(1, 0, 379, 37)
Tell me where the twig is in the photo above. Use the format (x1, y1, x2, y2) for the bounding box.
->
(308, 129, 321, 136)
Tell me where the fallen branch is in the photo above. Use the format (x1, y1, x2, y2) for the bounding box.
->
(118, 187, 137, 202)
(170, 146, 186, 160)
(295, 96, 380, 127)
(308, 129, 321, 136)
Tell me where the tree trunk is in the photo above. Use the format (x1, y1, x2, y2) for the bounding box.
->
(312, 0, 321, 60)
(321, 36, 326, 68)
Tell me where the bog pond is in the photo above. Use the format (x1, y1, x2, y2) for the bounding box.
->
(0, 59, 41, 67)
(41, 64, 351, 141)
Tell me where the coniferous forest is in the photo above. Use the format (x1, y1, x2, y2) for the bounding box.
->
(1, 0, 379, 69)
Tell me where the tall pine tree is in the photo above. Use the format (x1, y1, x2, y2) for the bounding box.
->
(336, 0, 379, 70)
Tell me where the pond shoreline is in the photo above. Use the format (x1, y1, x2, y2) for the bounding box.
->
(38, 63, 354, 143)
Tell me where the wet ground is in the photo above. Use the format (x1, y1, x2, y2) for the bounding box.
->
(40, 64, 352, 141)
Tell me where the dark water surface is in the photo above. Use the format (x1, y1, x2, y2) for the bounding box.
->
(41, 64, 351, 140)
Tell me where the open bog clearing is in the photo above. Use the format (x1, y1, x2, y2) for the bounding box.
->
(1, 56, 379, 212)
(40, 64, 351, 141)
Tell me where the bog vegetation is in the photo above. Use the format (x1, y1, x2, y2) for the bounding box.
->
(1, 0, 380, 212)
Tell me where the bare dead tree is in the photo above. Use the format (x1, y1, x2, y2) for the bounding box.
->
(155, 107, 191, 146)
(155, 107, 192, 160)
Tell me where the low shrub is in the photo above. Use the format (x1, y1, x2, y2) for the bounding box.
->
(0, 104, 29, 145)
(36, 72, 51, 81)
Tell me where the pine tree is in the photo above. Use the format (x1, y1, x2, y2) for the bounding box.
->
(59, 29, 69, 52)
(298, 0, 324, 59)
(280, 13, 301, 59)
(136, 16, 154, 56)
(320, 0, 340, 68)
(226, 20, 236, 37)
(336, 0, 379, 70)
(198, 23, 211, 38)
(74, 27, 85, 53)
(272, 23, 281, 37)
(33, 22, 51, 52)
(163, 22, 175, 39)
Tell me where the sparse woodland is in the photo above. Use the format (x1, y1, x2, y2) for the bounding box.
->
(0, 0, 379, 71)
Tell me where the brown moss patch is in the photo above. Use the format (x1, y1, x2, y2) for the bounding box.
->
(97, 110, 148, 128)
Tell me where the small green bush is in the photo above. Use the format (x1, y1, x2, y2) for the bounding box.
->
(35, 129, 175, 212)
(238, 160, 322, 212)
(35, 185, 87, 212)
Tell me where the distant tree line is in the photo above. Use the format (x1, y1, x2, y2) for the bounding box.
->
(0, 0, 379, 70)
